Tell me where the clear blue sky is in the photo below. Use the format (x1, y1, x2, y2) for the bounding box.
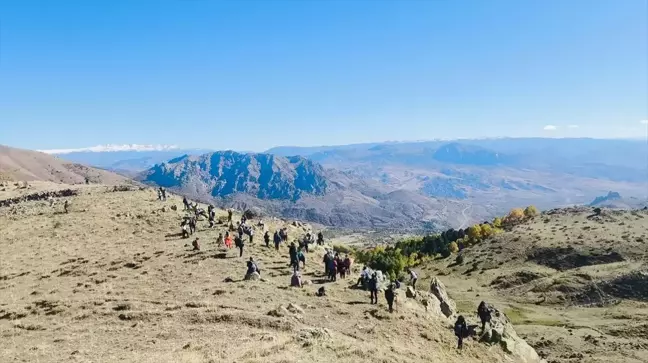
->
(1, 0, 646, 151)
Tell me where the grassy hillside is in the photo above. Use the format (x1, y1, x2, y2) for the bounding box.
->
(1, 182, 529, 363)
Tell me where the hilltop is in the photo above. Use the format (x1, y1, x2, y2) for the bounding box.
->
(0, 144, 132, 185)
(0, 182, 538, 363)
(415, 207, 648, 363)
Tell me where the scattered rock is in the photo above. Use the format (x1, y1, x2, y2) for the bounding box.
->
(223, 277, 234, 283)
(429, 277, 456, 318)
(479, 305, 544, 363)
(286, 303, 304, 314)
(406, 286, 417, 298)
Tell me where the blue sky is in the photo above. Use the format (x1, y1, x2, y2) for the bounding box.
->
(0, 0, 646, 152)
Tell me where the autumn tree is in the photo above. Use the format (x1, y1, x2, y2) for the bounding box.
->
(480, 224, 493, 238)
(448, 241, 459, 253)
(524, 205, 539, 218)
(467, 224, 482, 241)
(493, 217, 503, 228)
(506, 208, 525, 224)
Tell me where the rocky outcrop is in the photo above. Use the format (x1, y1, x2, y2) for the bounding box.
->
(480, 306, 545, 363)
(429, 277, 456, 318)
(0, 189, 79, 208)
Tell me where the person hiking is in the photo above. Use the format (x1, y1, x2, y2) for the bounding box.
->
(323, 251, 331, 276)
(227, 209, 233, 222)
(189, 216, 196, 235)
(161, 188, 166, 201)
(341, 255, 351, 279)
(337, 254, 347, 279)
(273, 230, 281, 251)
(208, 209, 215, 228)
(288, 243, 298, 269)
(369, 272, 379, 304)
(385, 283, 395, 313)
(317, 231, 324, 246)
(192, 237, 200, 251)
(182, 197, 189, 210)
(327, 255, 337, 282)
(225, 234, 233, 248)
(297, 249, 306, 269)
(290, 270, 303, 288)
(181, 221, 190, 239)
(63, 200, 69, 214)
(246, 257, 259, 275)
(477, 301, 492, 331)
(235, 236, 244, 257)
(247, 226, 254, 244)
(356, 266, 369, 288)
(454, 315, 468, 349)
(264, 231, 270, 248)
(280, 228, 288, 243)
(217, 232, 224, 246)
(157, 189, 162, 201)
(408, 269, 418, 291)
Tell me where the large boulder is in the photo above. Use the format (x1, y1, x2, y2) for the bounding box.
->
(429, 277, 456, 318)
(480, 306, 546, 363)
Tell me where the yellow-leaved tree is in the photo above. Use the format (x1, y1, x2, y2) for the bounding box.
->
(480, 224, 493, 238)
(524, 205, 539, 218)
(467, 224, 482, 242)
(506, 208, 525, 224)
(493, 217, 503, 228)
(448, 241, 459, 253)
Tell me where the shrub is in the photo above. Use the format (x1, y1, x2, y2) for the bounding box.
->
(493, 217, 503, 228)
(332, 243, 353, 255)
(448, 241, 459, 253)
(505, 208, 525, 224)
(524, 205, 539, 218)
(480, 224, 493, 239)
(455, 253, 465, 265)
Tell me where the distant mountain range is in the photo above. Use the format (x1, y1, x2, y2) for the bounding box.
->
(137, 150, 483, 230)
(29, 138, 648, 229)
(588, 191, 648, 209)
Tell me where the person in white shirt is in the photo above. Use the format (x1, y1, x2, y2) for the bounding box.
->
(408, 269, 418, 291)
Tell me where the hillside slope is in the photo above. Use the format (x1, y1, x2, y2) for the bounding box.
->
(422, 207, 648, 363)
(0, 145, 132, 185)
(0, 182, 527, 363)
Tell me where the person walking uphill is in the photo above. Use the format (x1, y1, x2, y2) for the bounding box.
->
(273, 230, 281, 251)
(369, 273, 379, 304)
(477, 301, 492, 331)
(385, 283, 395, 313)
(408, 269, 418, 291)
(235, 235, 245, 257)
(454, 315, 468, 349)
(264, 231, 270, 248)
(288, 243, 298, 270)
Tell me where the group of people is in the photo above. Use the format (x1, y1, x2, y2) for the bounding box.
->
(453, 301, 493, 349)
(322, 250, 352, 281)
(171, 193, 493, 351)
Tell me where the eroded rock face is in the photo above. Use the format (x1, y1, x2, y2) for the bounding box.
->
(480, 306, 546, 363)
(429, 277, 456, 318)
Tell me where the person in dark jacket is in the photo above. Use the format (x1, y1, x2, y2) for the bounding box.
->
(317, 231, 324, 246)
(369, 273, 378, 304)
(264, 231, 270, 248)
(235, 236, 245, 257)
(246, 257, 260, 275)
(454, 315, 468, 349)
(477, 301, 492, 331)
(385, 283, 395, 312)
(273, 231, 281, 251)
(323, 252, 331, 276)
(288, 243, 298, 269)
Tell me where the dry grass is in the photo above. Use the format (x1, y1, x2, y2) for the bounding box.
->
(0, 182, 510, 363)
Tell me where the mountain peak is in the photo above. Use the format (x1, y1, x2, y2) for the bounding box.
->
(140, 150, 328, 201)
